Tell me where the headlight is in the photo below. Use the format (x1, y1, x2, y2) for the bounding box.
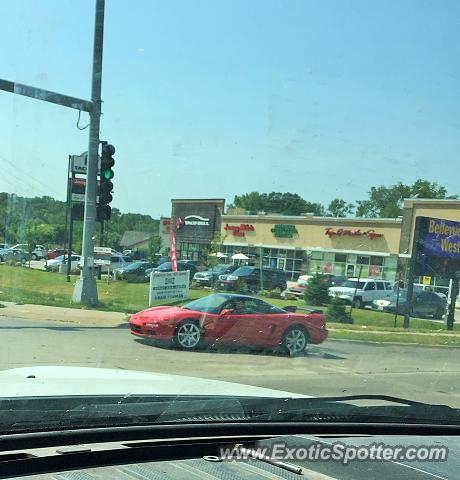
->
(227, 275, 238, 281)
(145, 322, 159, 327)
(376, 300, 391, 307)
(218, 275, 227, 280)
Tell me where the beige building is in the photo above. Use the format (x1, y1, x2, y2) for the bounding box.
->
(220, 199, 460, 282)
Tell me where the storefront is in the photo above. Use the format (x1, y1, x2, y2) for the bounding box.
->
(166, 198, 460, 284)
(221, 213, 401, 281)
(171, 199, 225, 262)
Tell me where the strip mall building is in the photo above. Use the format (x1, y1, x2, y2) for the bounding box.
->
(168, 198, 460, 283)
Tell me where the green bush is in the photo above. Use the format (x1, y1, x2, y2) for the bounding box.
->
(327, 296, 354, 323)
(304, 275, 330, 306)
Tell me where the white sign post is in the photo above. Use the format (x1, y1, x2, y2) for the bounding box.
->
(149, 271, 190, 305)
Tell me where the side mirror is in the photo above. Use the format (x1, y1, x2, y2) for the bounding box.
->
(220, 308, 233, 316)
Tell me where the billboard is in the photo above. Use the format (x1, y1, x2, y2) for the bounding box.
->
(171, 199, 224, 244)
(412, 216, 460, 276)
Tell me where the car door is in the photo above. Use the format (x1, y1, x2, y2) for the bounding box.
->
(363, 281, 376, 302)
(204, 298, 254, 346)
(240, 298, 284, 345)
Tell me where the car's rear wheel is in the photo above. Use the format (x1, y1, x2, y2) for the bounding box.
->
(175, 320, 202, 350)
(282, 326, 308, 357)
(434, 308, 444, 320)
(31, 254, 37, 260)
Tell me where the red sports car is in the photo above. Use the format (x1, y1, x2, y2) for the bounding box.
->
(130, 293, 328, 355)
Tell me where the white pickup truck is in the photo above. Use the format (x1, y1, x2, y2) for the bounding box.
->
(329, 278, 393, 309)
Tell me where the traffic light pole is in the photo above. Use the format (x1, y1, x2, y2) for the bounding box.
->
(72, 0, 105, 305)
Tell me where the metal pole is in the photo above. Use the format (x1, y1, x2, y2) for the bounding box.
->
(259, 246, 264, 292)
(72, 0, 105, 305)
(64, 158, 71, 281)
(67, 217, 74, 281)
(349, 265, 363, 316)
(403, 258, 415, 329)
(393, 270, 402, 328)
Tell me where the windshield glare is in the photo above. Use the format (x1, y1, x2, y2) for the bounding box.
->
(0, 0, 459, 437)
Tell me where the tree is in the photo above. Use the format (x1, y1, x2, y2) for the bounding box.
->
(327, 198, 354, 217)
(304, 275, 330, 306)
(356, 179, 454, 218)
(148, 235, 162, 262)
(232, 192, 325, 216)
(204, 232, 223, 269)
(327, 296, 353, 323)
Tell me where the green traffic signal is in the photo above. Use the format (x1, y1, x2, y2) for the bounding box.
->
(104, 169, 114, 180)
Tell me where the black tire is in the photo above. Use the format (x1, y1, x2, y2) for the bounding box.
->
(21, 258, 27, 265)
(174, 320, 203, 350)
(352, 297, 363, 309)
(31, 254, 37, 260)
(282, 326, 308, 357)
(434, 308, 444, 320)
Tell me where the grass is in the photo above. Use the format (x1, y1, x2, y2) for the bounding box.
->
(0, 265, 458, 346)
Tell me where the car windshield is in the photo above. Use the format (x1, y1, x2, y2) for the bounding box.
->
(156, 262, 171, 271)
(232, 266, 255, 276)
(124, 262, 146, 271)
(182, 294, 229, 314)
(341, 281, 365, 289)
(0, 0, 459, 439)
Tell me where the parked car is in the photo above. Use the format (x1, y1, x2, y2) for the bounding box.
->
(114, 261, 153, 281)
(284, 274, 346, 299)
(372, 289, 447, 319)
(218, 266, 287, 292)
(85, 254, 133, 274)
(0, 244, 8, 250)
(144, 261, 198, 282)
(0, 248, 31, 264)
(45, 255, 81, 272)
(46, 248, 77, 260)
(10, 244, 47, 260)
(130, 293, 328, 355)
(329, 278, 393, 308)
(193, 263, 238, 287)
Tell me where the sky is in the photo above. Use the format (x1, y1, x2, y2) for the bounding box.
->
(0, 0, 459, 218)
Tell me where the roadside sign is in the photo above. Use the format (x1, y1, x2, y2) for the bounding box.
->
(94, 246, 112, 255)
(422, 275, 431, 285)
(70, 152, 101, 174)
(71, 193, 99, 203)
(149, 270, 190, 305)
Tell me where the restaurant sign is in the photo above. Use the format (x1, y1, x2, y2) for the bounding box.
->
(224, 224, 255, 237)
(271, 224, 298, 238)
(325, 228, 383, 240)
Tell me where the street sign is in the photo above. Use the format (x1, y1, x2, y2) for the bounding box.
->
(71, 193, 99, 203)
(70, 152, 101, 174)
(422, 275, 431, 285)
(149, 271, 190, 304)
(94, 246, 112, 255)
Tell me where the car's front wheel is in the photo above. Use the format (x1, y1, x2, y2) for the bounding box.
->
(175, 320, 202, 350)
(31, 254, 37, 260)
(352, 297, 363, 309)
(282, 326, 308, 357)
(434, 308, 445, 320)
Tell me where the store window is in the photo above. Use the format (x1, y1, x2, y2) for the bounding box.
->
(357, 256, 370, 265)
(335, 253, 347, 263)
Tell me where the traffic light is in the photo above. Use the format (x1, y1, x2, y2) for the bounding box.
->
(98, 143, 115, 221)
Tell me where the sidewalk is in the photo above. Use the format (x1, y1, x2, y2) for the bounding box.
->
(0, 302, 127, 327)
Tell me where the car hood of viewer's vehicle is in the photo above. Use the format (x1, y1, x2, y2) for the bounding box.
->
(0, 366, 307, 398)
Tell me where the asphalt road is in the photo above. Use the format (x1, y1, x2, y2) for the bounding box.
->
(0, 316, 459, 407)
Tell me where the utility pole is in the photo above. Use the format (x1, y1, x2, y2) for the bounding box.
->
(72, 0, 105, 305)
(0, 0, 106, 306)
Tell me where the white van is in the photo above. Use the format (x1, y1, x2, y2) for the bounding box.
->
(329, 278, 393, 309)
